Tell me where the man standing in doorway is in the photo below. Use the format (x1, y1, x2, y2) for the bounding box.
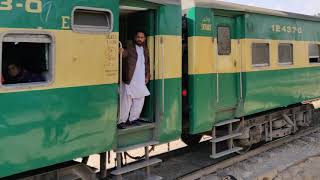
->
(118, 30, 151, 129)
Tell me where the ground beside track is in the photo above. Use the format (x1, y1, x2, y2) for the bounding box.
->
(85, 130, 320, 180)
(204, 131, 320, 180)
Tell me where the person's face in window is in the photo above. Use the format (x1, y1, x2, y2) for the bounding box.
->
(8, 64, 21, 77)
(135, 32, 146, 46)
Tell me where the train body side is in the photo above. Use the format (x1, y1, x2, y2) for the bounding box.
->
(242, 13, 320, 115)
(185, 6, 320, 134)
(0, 0, 119, 177)
(0, 0, 183, 178)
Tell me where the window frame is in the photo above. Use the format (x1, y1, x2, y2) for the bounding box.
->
(278, 43, 294, 66)
(72, 6, 114, 34)
(308, 43, 320, 64)
(217, 25, 232, 56)
(0, 31, 55, 89)
(251, 42, 270, 67)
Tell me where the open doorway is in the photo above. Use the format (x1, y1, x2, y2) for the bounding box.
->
(119, 6, 156, 126)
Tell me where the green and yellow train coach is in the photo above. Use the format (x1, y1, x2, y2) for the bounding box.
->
(2, 0, 320, 179)
(0, 0, 181, 179)
(183, 0, 320, 158)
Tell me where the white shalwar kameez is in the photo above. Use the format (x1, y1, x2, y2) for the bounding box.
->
(119, 45, 150, 124)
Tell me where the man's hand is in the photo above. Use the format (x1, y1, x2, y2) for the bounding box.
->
(145, 78, 149, 84)
(119, 48, 124, 55)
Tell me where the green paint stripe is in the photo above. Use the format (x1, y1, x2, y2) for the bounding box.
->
(244, 66, 320, 115)
(0, 77, 182, 177)
(0, 0, 181, 36)
(244, 13, 320, 41)
(154, 78, 182, 142)
(188, 66, 320, 134)
(187, 7, 214, 37)
(156, 5, 182, 36)
(0, 84, 118, 178)
(188, 74, 216, 134)
(120, 0, 160, 9)
(187, 7, 320, 41)
(0, 0, 120, 31)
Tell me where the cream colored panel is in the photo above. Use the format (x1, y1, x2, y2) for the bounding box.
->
(155, 35, 182, 80)
(0, 28, 119, 93)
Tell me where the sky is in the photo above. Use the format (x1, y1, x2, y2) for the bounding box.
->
(221, 0, 320, 15)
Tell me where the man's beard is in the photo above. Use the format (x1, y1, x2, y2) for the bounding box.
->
(135, 41, 143, 46)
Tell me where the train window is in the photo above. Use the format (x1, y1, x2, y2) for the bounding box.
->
(1, 33, 54, 86)
(309, 44, 320, 63)
(217, 26, 231, 55)
(278, 43, 293, 65)
(72, 7, 113, 33)
(252, 43, 270, 67)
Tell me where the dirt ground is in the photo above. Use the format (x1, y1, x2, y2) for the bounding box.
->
(274, 156, 320, 180)
(80, 133, 320, 180)
(78, 139, 188, 171)
(204, 132, 320, 180)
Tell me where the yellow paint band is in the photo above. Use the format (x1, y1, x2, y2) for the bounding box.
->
(0, 28, 181, 93)
(0, 28, 119, 93)
(154, 35, 182, 80)
(188, 36, 320, 75)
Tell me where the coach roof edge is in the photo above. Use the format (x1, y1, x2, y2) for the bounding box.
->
(146, 0, 180, 5)
(186, 0, 320, 22)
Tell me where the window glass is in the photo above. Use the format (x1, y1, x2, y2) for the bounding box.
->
(73, 8, 113, 33)
(309, 44, 320, 63)
(278, 43, 293, 64)
(217, 26, 231, 55)
(252, 43, 270, 66)
(1, 34, 53, 86)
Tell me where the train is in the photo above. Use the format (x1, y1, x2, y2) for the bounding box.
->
(0, 0, 319, 179)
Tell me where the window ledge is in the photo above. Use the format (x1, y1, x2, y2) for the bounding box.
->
(252, 64, 270, 68)
(279, 62, 293, 66)
(1, 81, 54, 90)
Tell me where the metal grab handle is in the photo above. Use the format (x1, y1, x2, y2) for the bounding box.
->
(118, 41, 123, 121)
(239, 39, 243, 100)
(161, 37, 165, 116)
(214, 38, 219, 103)
(119, 41, 123, 85)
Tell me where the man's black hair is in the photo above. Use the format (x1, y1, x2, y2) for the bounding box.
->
(7, 60, 22, 68)
(134, 30, 146, 37)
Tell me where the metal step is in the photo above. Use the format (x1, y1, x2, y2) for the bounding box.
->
(118, 123, 155, 136)
(210, 147, 243, 159)
(139, 118, 154, 123)
(210, 133, 242, 143)
(146, 175, 163, 180)
(215, 119, 241, 127)
(116, 141, 159, 153)
(111, 158, 162, 176)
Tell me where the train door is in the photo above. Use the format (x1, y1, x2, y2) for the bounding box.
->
(215, 16, 239, 119)
(117, 5, 157, 149)
(119, 9, 155, 124)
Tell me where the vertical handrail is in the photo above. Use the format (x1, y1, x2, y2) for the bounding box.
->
(160, 37, 165, 117)
(118, 41, 123, 121)
(214, 38, 219, 103)
(239, 39, 243, 100)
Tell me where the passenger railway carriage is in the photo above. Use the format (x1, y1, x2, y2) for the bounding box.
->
(1, 0, 320, 179)
(0, 0, 181, 179)
(182, 0, 320, 158)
